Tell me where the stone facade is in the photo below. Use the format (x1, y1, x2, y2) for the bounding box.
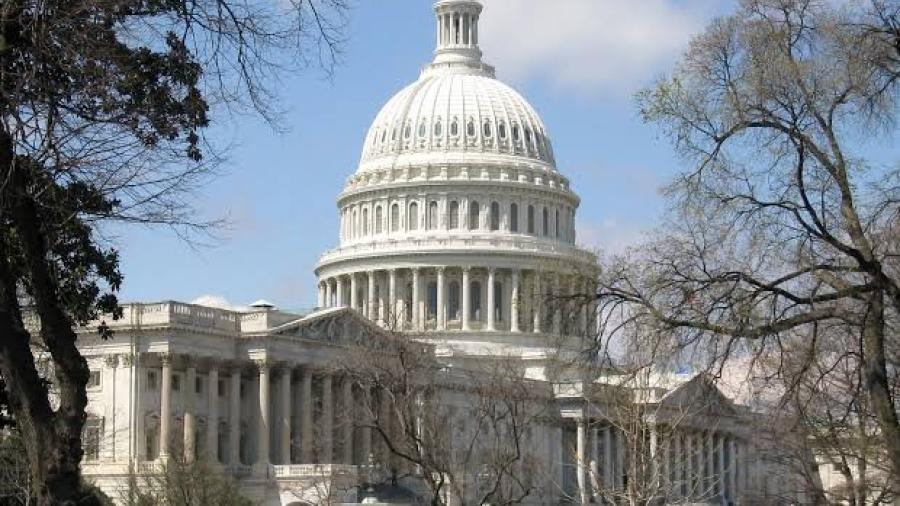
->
(77, 1, 811, 504)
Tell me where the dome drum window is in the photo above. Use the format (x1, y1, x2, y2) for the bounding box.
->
(434, 118, 443, 137)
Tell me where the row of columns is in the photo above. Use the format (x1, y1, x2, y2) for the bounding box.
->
(437, 9, 478, 48)
(574, 419, 749, 505)
(318, 267, 595, 336)
(341, 196, 577, 245)
(149, 354, 373, 468)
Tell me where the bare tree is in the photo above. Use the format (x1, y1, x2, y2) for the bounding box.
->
(328, 324, 556, 506)
(119, 451, 252, 506)
(0, 0, 348, 503)
(591, 0, 900, 488)
(754, 321, 898, 504)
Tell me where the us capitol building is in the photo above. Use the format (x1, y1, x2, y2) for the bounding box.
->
(78, 1, 808, 504)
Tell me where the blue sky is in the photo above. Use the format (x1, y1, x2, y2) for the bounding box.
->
(113, 0, 735, 312)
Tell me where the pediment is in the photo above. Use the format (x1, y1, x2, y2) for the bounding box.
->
(266, 307, 388, 346)
(659, 373, 738, 417)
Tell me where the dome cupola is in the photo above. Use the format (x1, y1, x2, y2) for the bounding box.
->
(357, 1, 556, 173)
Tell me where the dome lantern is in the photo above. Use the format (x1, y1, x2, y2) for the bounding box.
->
(430, 1, 491, 75)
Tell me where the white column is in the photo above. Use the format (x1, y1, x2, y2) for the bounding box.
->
(603, 426, 613, 489)
(412, 268, 421, 330)
(321, 374, 333, 463)
(342, 378, 354, 464)
(184, 365, 197, 462)
(552, 274, 562, 335)
(361, 386, 373, 464)
(367, 271, 375, 319)
(461, 267, 471, 330)
(388, 269, 397, 326)
(301, 368, 313, 463)
(377, 274, 386, 326)
(615, 428, 625, 488)
(686, 431, 695, 500)
(649, 424, 658, 488)
(580, 277, 589, 335)
(436, 267, 446, 330)
(317, 282, 325, 308)
(132, 355, 146, 463)
(350, 273, 358, 311)
(206, 365, 219, 462)
(706, 431, 715, 498)
(256, 361, 270, 466)
(486, 268, 496, 331)
(590, 426, 599, 500)
(324, 279, 333, 308)
(510, 269, 520, 332)
(159, 354, 172, 459)
(717, 434, 726, 499)
(728, 438, 737, 503)
(576, 419, 589, 505)
(229, 367, 241, 465)
(532, 272, 542, 333)
(336, 276, 344, 306)
(279, 368, 291, 464)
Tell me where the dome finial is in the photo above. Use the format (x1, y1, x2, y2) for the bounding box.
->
(431, 1, 486, 70)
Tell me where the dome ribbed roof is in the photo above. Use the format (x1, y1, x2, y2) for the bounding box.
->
(356, 1, 555, 173)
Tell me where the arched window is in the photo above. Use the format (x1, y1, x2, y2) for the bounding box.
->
(527, 205, 535, 234)
(542, 207, 549, 236)
(374, 206, 382, 234)
(352, 210, 358, 238)
(403, 122, 411, 139)
(498, 121, 507, 139)
(449, 201, 460, 229)
(468, 201, 480, 230)
(391, 203, 400, 232)
(428, 201, 439, 230)
(483, 120, 492, 138)
(427, 282, 438, 320)
(510, 203, 519, 232)
(434, 119, 443, 137)
(418, 120, 427, 138)
(450, 118, 459, 137)
(448, 281, 461, 321)
(467, 118, 476, 137)
(512, 124, 520, 142)
(409, 202, 419, 231)
(490, 201, 500, 231)
(391, 126, 398, 141)
(471, 281, 482, 321)
(494, 281, 503, 322)
(524, 127, 533, 150)
(362, 208, 369, 236)
(381, 129, 387, 143)
(555, 209, 560, 238)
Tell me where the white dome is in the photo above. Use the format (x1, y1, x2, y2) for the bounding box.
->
(357, 1, 555, 174)
(359, 71, 556, 172)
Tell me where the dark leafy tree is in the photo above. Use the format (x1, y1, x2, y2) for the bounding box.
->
(0, 0, 347, 504)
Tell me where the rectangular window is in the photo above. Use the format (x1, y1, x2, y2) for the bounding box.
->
(218, 379, 226, 397)
(172, 374, 181, 392)
(87, 370, 101, 389)
(82, 418, 102, 461)
(146, 371, 158, 390)
(195, 377, 203, 394)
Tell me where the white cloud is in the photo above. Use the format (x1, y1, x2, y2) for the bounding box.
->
(190, 294, 248, 312)
(576, 217, 649, 254)
(479, 0, 718, 94)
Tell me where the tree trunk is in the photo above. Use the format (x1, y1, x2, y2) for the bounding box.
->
(861, 290, 900, 493)
(0, 132, 96, 505)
